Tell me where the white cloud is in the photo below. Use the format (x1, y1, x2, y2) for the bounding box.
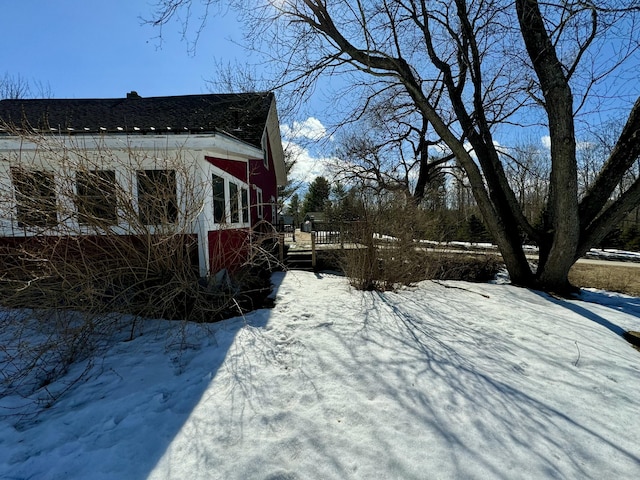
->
(429, 142, 452, 157)
(541, 135, 551, 149)
(285, 140, 336, 184)
(541, 135, 591, 151)
(281, 117, 328, 141)
(430, 139, 507, 160)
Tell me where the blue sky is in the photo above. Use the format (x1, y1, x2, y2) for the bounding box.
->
(0, 0, 241, 99)
(3, 2, 638, 187)
(0, 1, 332, 183)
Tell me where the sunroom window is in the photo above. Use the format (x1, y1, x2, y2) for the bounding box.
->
(241, 188, 249, 224)
(76, 170, 117, 226)
(137, 170, 177, 224)
(11, 168, 57, 228)
(212, 174, 226, 223)
(229, 182, 239, 223)
(256, 188, 263, 219)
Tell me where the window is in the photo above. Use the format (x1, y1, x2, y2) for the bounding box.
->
(11, 168, 57, 227)
(212, 174, 226, 223)
(76, 170, 117, 226)
(261, 134, 269, 169)
(241, 188, 249, 224)
(271, 196, 276, 223)
(256, 188, 263, 219)
(137, 170, 177, 224)
(229, 182, 239, 223)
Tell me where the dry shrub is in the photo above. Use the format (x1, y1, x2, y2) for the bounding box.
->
(0, 134, 275, 410)
(340, 201, 502, 290)
(0, 308, 115, 409)
(0, 232, 274, 412)
(343, 246, 502, 291)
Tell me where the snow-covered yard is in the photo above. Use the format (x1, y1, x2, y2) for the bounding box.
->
(1, 271, 639, 479)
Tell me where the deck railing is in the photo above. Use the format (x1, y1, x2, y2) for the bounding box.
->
(312, 221, 366, 246)
(277, 220, 296, 242)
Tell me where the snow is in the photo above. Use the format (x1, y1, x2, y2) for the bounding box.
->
(2, 271, 640, 479)
(586, 248, 640, 262)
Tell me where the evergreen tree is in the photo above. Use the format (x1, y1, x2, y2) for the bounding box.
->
(287, 193, 301, 226)
(622, 225, 640, 252)
(302, 176, 330, 216)
(467, 215, 491, 243)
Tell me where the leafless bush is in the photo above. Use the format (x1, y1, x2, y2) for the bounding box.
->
(340, 201, 502, 291)
(0, 131, 274, 408)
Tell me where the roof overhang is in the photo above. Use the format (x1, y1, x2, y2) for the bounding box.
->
(0, 131, 263, 163)
(265, 97, 287, 186)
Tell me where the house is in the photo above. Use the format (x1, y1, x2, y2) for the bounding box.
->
(0, 92, 286, 277)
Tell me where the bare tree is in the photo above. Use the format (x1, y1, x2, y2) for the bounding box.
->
(0, 72, 53, 100)
(148, 0, 640, 293)
(331, 89, 454, 204)
(504, 142, 550, 226)
(0, 73, 31, 100)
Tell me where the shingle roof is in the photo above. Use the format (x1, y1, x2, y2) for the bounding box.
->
(0, 92, 274, 148)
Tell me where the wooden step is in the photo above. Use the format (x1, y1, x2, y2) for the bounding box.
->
(285, 252, 315, 271)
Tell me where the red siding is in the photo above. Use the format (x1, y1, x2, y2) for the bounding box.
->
(0, 234, 200, 275)
(249, 158, 278, 224)
(208, 228, 251, 273)
(205, 156, 248, 183)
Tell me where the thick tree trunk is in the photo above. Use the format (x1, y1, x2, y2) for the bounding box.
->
(517, 0, 580, 293)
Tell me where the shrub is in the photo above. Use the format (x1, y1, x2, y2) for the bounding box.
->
(0, 133, 277, 411)
(339, 202, 502, 291)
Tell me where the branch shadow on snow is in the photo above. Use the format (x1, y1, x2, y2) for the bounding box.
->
(139, 273, 286, 478)
(538, 292, 626, 336)
(337, 285, 640, 478)
(1, 273, 286, 480)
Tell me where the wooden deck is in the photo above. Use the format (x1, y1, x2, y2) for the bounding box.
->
(280, 229, 363, 270)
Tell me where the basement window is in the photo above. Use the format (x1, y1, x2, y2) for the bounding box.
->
(11, 168, 58, 228)
(137, 170, 177, 224)
(76, 170, 117, 226)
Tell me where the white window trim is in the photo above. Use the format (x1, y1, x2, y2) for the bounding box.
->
(261, 133, 269, 170)
(256, 187, 264, 219)
(270, 195, 276, 223)
(211, 168, 251, 228)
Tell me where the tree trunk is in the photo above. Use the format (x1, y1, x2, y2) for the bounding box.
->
(517, 0, 580, 293)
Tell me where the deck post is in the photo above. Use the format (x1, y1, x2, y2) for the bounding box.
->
(311, 231, 316, 268)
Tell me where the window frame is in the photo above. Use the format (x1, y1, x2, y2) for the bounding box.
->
(212, 172, 250, 227)
(256, 187, 264, 219)
(261, 133, 269, 170)
(75, 169, 118, 226)
(241, 187, 249, 224)
(212, 173, 226, 224)
(229, 182, 240, 224)
(136, 169, 178, 225)
(11, 167, 58, 228)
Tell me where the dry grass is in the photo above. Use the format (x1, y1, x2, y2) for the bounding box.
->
(569, 262, 640, 297)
